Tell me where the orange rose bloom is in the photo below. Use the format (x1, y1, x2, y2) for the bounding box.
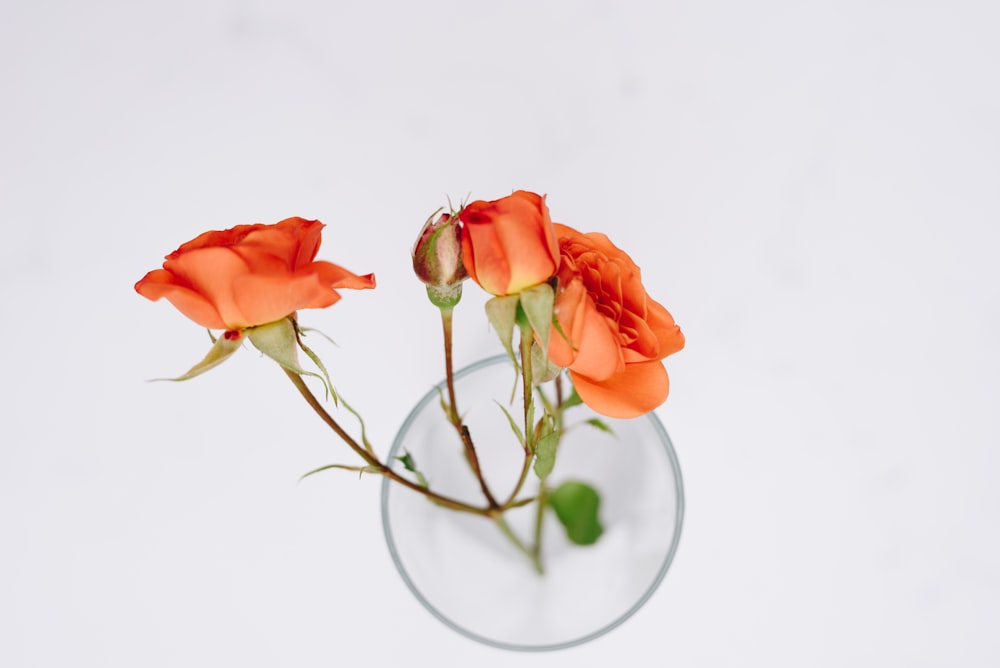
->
(459, 190, 560, 296)
(548, 224, 684, 419)
(135, 217, 375, 330)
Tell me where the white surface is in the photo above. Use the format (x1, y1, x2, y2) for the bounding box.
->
(2, 1, 998, 666)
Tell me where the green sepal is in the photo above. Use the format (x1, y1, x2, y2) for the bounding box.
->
(530, 341, 562, 385)
(247, 318, 333, 399)
(549, 480, 604, 546)
(484, 294, 521, 363)
(297, 326, 337, 346)
(339, 394, 375, 455)
(519, 282, 554, 350)
(153, 330, 244, 381)
(299, 463, 382, 481)
(426, 283, 463, 309)
(291, 322, 338, 405)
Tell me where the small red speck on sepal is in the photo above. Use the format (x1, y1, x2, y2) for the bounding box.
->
(223, 330, 241, 341)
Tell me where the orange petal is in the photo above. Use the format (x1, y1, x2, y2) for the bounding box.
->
(493, 193, 559, 294)
(312, 261, 376, 290)
(230, 272, 336, 326)
(570, 360, 669, 419)
(549, 275, 587, 367)
(567, 298, 624, 381)
(460, 219, 510, 295)
(164, 246, 251, 328)
(289, 218, 324, 266)
(645, 298, 685, 358)
(135, 269, 227, 329)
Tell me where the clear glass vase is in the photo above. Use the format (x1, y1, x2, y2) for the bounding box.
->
(380, 355, 684, 651)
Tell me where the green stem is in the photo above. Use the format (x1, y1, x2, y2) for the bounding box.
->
(488, 317, 550, 574)
(494, 514, 544, 575)
(284, 368, 490, 516)
(532, 485, 548, 568)
(440, 306, 460, 426)
(519, 318, 534, 453)
(440, 306, 499, 508)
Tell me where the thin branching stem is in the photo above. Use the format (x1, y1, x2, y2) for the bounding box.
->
(284, 368, 490, 516)
(440, 306, 499, 508)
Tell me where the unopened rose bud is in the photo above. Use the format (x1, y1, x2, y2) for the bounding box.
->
(412, 210, 468, 308)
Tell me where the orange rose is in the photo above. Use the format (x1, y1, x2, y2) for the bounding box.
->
(135, 217, 375, 330)
(548, 224, 684, 419)
(458, 190, 560, 296)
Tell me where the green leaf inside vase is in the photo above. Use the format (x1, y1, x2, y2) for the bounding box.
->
(549, 481, 604, 546)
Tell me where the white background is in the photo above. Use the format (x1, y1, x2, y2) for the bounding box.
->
(2, 1, 998, 666)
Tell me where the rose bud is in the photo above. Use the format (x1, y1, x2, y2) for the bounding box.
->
(412, 210, 468, 308)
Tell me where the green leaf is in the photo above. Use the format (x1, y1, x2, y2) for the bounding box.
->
(493, 400, 526, 448)
(585, 418, 616, 437)
(533, 428, 560, 479)
(152, 330, 243, 381)
(519, 282, 554, 349)
(299, 463, 381, 482)
(397, 451, 429, 488)
(484, 295, 521, 363)
(549, 481, 604, 546)
(562, 386, 583, 409)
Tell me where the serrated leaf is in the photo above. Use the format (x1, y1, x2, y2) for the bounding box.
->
(585, 418, 617, 437)
(152, 330, 243, 381)
(532, 429, 560, 479)
(494, 400, 526, 448)
(549, 481, 604, 546)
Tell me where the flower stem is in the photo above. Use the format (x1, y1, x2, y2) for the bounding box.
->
(494, 514, 544, 575)
(440, 306, 499, 508)
(519, 319, 534, 453)
(283, 368, 490, 516)
(531, 484, 548, 568)
(440, 306, 460, 426)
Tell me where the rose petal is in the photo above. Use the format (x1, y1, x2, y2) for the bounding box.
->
(312, 261, 377, 290)
(163, 246, 252, 328)
(645, 298, 686, 357)
(135, 269, 227, 330)
(231, 272, 339, 327)
(566, 296, 624, 381)
(549, 276, 586, 367)
(570, 360, 670, 419)
(460, 211, 511, 296)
